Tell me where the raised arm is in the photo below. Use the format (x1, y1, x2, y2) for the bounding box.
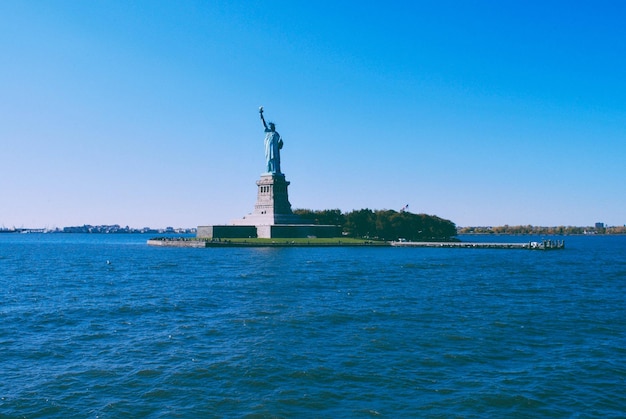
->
(259, 106, 268, 130)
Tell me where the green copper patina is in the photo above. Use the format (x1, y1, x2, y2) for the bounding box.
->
(259, 106, 283, 174)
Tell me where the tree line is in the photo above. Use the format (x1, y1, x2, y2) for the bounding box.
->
(293, 208, 457, 241)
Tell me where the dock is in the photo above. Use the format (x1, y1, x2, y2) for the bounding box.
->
(391, 239, 565, 250)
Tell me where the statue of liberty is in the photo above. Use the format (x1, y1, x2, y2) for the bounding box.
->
(259, 106, 283, 174)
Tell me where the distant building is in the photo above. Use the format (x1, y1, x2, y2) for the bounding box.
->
(595, 222, 605, 229)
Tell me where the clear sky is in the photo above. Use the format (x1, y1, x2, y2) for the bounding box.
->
(1, 1, 625, 228)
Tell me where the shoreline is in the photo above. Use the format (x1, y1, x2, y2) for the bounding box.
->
(147, 238, 565, 250)
(147, 238, 387, 248)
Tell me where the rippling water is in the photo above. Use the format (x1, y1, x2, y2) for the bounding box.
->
(1, 234, 625, 417)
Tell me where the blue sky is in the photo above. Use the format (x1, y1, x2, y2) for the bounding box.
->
(1, 1, 625, 228)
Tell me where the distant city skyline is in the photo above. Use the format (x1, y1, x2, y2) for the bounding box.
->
(0, 225, 196, 234)
(1, 1, 625, 229)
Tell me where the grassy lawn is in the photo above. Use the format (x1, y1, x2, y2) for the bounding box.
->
(198, 237, 388, 246)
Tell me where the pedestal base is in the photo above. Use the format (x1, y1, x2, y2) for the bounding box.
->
(231, 173, 306, 226)
(198, 173, 340, 239)
(197, 224, 341, 239)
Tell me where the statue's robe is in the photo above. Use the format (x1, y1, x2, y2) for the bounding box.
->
(264, 129, 282, 174)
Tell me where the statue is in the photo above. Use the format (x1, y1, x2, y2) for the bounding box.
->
(259, 106, 283, 174)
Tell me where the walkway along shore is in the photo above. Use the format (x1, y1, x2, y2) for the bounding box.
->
(147, 238, 565, 250)
(390, 239, 564, 250)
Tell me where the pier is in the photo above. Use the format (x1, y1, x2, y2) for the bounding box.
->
(391, 239, 565, 250)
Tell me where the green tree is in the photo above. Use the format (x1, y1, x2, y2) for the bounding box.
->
(293, 209, 344, 226)
(296, 208, 457, 241)
(344, 209, 376, 238)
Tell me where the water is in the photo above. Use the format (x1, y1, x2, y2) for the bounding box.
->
(1, 234, 625, 418)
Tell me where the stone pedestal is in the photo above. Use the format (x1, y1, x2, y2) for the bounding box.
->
(232, 173, 304, 226)
(198, 173, 340, 239)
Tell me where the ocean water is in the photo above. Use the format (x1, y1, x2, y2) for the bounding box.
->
(1, 233, 625, 418)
